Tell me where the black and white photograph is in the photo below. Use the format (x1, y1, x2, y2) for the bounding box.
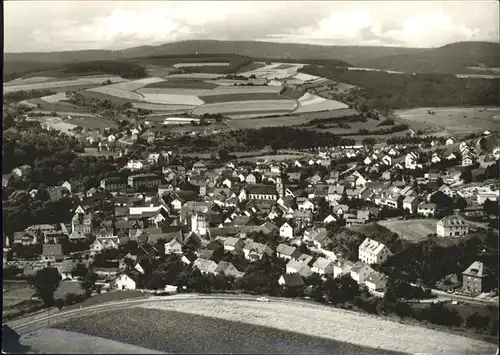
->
(2, 0, 499, 354)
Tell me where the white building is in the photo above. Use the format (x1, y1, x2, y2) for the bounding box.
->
(350, 261, 375, 284)
(279, 222, 294, 239)
(112, 273, 137, 290)
(358, 238, 392, 265)
(437, 215, 470, 237)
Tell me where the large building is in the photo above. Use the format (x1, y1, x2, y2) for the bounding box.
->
(127, 174, 161, 190)
(246, 184, 279, 201)
(462, 261, 488, 296)
(436, 214, 470, 237)
(358, 238, 392, 265)
(100, 177, 128, 192)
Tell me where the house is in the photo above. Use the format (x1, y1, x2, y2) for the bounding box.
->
(311, 257, 334, 276)
(418, 203, 437, 217)
(365, 271, 389, 291)
(402, 196, 419, 214)
(193, 258, 218, 275)
(350, 261, 375, 284)
(107, 134, 116, 142)
(431, 152, 441, 164)
(223, 237, 245, 252)
(278, 273, 305, 287)
(112, 272, 138, 290)
(381, 155, 392, 166)
(437, 214, 470, 237)
(246, 184, 278, 201)
(90, 238, 119, 256)
(41, 244, 64, 263)
(446, 137, 457, 145)
(58, 260, 78, 280)
(276, 243, 301, 260)
(286, 259, 313, 277)
(358, 238, 392, 265)
(312, 232, 331, 250)
(214, 261, 245, 278)
(333, 259, 355, 278)
(438, 184, 454, 198)
(246, 173, 257, 184)
(298, 199, 315, 211)
(164, 239, 183, 254)
(242, 241, 273, 261)
(462, 261, 488, 296)
(323, 214, 337, 224)
(279, 222, 294, 239)
(327, 185, 345, 203)
(405, 152, 420, 170)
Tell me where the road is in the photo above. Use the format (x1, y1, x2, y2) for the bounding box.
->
(409, 283, 499, 306)
(8, 293, 288, 335)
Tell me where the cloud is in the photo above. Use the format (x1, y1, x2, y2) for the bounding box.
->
(4, 1, 499, 52)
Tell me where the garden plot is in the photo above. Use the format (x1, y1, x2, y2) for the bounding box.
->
(191, 100, 297, 116)
(107, 77, 166, 91)
(140, 93, 204, 106)
(40, 92, 68, 103)
(132, 102, 196, 111)
(173, 62, 230, 68)
(294, 93, 349, 113)
(200, 85, 282, 96)
(137, 87, 211, 96)
(3, 76, 128, 93)
(378, 219, 437, 243)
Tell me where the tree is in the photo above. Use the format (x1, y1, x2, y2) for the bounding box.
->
(29, 267, 61, 306)
(71, 263, 88, 279)
(81, 270, 98, 298)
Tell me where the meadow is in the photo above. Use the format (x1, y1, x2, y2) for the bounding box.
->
(144, 80, 219, 89)
(199, 93, 285, 104)
(395, 107, 500, 136)
(4, 75, 127, 93)
(377, 219, 438, 242)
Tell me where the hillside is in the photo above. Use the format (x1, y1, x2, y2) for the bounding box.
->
(4, 39, 419, 67)
(358, 42, 500, 74)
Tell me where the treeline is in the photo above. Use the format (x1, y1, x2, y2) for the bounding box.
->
(61, 61, 147, 79)
(300, 65, 500, 109)
(180, 56, 252, 74)
(171, 127, 357, 152)
(3, 89, 55, 104)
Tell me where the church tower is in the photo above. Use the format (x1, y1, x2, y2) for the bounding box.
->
(276, 176, 284, 198)
(191, 212, 207, 236)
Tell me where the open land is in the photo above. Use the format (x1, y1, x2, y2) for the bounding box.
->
(395, 107, 500, 136)
(199, 93, 285, 104)
(144, 80, 219, 89)
(191, 100, 297, 116)
(41, 300, 498, 355)
(3, 75, 127, 93)
(367, 219, 438, 243)
(173, 62, 230, 68)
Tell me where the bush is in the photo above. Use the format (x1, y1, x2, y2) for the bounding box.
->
(64, 292, 84, 305)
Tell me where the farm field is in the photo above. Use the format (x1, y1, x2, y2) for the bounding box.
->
(40, 92, 68, 103)
(378, 219, 438, 242)
(295, 93, 349, 113)
(192, 100, 297, 116)
(4, 75, 127, 93)
(173, 62, 230, 68)
(140, 93, 204, 105)
(292, 72, 323, 83)
(26, 98, 90, 113)
(227, 115, 311, 128)
(106, 77, 166, 91)
(200, 93, 285, 104)
(4, 76, 57, 85)
(238, 154, 305, 162)
(20, 328, 165, 354)
(136, 87, 211, 96)
(395, 107, 500, 136)
(79, 89, 143, 104)
(226, 111, 295, 120)
(164, 73, 223, 80)
(281, 87, 306, 99)
(132, 102, 195, 111)
(50, 306, 402, 355)
(86, 86, 145, 101)
(65, 116, 118, 130)
(200, 85, 283, 96)
(144, 80, 219, 89)
(209, 78, 267, 86)
(46, 299, 496, 355)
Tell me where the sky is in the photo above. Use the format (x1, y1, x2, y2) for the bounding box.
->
(4, 1, 500, 52)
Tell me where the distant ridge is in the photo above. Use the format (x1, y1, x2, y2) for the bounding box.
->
(4, 40, 500, 77)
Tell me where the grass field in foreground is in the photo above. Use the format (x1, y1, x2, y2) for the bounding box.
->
(52, 307, 406, 355)
(377, 219, 439, 242)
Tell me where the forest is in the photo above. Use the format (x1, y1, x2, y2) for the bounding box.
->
(300, 65, 500, 109)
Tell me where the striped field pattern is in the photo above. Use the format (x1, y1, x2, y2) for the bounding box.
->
(85, 86, 145, 101)
(191, 99, 297, 116)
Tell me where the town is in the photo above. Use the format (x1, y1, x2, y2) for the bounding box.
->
(3, 110, 499, 342)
